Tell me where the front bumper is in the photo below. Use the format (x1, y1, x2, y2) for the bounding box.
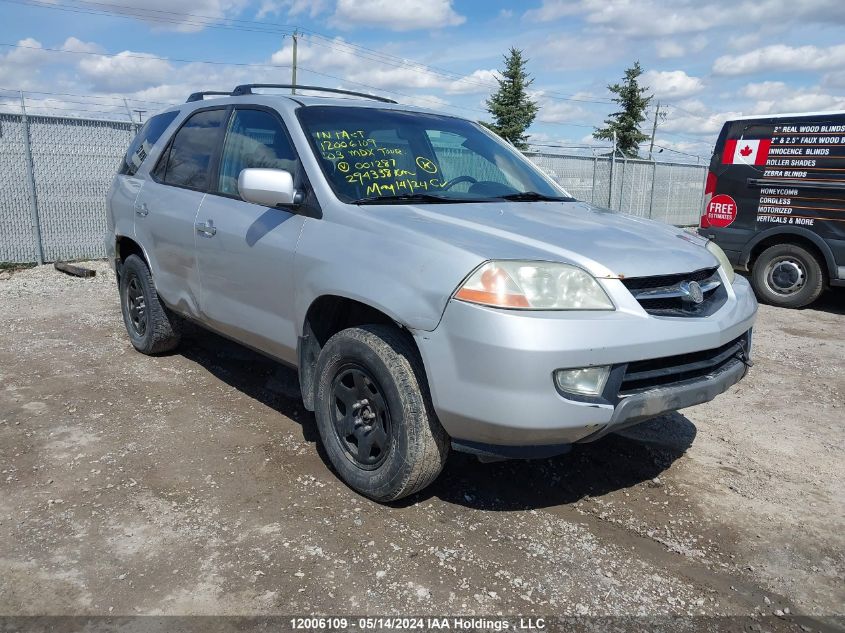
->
(415, 274, 757, 447)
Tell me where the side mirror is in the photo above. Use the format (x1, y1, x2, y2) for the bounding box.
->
(238, 168, 300, 207)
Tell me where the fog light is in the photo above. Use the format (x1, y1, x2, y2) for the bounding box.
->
(554, 366, 611, 397)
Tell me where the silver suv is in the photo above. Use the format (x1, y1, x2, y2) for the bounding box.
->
(107, 84, 757, 501)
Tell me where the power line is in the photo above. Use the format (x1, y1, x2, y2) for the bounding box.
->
(0, 0, 617, 105)
(0, 43, 606, 128)
(0, 87, 170, 106)
(0, 41, 293, 71)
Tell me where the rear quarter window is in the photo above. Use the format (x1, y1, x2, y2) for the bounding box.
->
(119, 111, 179, 176)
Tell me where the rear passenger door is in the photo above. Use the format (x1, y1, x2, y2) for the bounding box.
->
(194, 106, 307, 365)
(136, 107, 229, 317)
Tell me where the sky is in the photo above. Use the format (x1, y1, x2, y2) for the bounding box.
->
(2, 0, 844, 162)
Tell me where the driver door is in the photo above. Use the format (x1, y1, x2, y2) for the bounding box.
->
(195, 106, 307, 365)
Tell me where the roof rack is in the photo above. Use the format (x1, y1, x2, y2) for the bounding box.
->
(231, 84, 397, 104)
(186, 91, 233, 103)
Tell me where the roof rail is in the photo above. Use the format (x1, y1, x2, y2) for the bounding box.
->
(186, 91, 232, 103)
(230, 84, 397, 104)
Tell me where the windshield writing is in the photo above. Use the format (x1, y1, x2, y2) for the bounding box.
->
(298, 107, 569, 204)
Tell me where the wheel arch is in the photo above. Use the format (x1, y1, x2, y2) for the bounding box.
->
(297, 294, 422, 411)
(114, 235, 153, 282)
(741, 226, 836, 282)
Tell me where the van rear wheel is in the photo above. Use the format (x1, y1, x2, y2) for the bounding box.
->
(751, 243, 824, 308)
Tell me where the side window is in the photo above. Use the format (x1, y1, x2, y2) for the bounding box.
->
(158, 108, 229, 190)
(119, 111, 178, 176)
(217, 109, 298, 196)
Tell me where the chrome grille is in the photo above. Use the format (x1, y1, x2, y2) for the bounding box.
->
(622, 267, 726, 317)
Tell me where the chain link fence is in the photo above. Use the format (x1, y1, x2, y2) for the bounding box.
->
(525, 152, 707, 225)
(0, 113, 135, 264)
(0, 113, 707, 264)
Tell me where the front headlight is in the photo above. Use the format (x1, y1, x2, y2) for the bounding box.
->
(454, 261, 615, 310)
(706, 241, 736, 283)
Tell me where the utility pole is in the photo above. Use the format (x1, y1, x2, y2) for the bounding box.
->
(648, 102, 661, 160)
(134, 109, 147, 124)
(291, 29, 298, 95)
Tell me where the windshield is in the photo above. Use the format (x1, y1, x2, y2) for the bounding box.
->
(297, 106, 573, 204)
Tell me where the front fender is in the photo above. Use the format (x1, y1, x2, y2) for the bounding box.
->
(292, 217, 480, 335)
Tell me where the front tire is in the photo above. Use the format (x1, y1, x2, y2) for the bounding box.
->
(750, 243, 825, 308)
(119, 254, 182, 354)
(313, 325, 449, 502)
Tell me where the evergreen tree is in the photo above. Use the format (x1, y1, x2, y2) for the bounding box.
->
(483, 48, 539, 150)
(593, 61, 653, 157)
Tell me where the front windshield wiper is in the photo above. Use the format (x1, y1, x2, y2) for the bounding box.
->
(496, 191, 575, 202)
(352, 193, 465, 205)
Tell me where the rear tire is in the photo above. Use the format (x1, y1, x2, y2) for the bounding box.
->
(313, 325, 449, 502)
(750, 244, 825, 308)
(119, 254, 182, 354)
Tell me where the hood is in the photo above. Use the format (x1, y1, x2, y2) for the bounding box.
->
(367, 200, 717, 279)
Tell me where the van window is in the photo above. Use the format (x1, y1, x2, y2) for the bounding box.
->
(119, 111, 178, 176)
(159, 109, 229, 191)
(217, 109, 298, 196)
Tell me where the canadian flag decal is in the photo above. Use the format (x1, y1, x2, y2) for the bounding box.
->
(722, 138, 771, 165)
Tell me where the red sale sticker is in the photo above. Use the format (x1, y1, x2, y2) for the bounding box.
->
(705, 194, 738, 228)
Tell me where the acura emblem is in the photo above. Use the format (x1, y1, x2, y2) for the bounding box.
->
(680, 280, 704, 304)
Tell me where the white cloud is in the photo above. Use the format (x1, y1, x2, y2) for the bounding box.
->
(655, 35, 706, 59)
(78, 51, 173, 91)
(397, 93, 450, 109)
(642, 69, 704, 99)
(536, 35, 621, 69)
(822, 70, 845, 90)
(0, 39, 52, 90)
(523, 0, 581, 22)
(331, 0, 465, 31)
(713, 43, 845, 76)
(445, 69, 500, 95)
(524, 0, 845, 37)
(659, 100, 744, 136)
(533, 90, 591, 124)
(741, 81, 788, 100)
(749, 90, 845, 115)
(61, 37, 103, 54)
(655, 41, 684, 59)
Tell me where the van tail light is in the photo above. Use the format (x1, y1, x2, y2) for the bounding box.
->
(700, 171, 718, 228)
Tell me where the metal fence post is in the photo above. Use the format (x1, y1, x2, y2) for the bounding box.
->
(19, 92, 44, 265)
(608, 132, 617, 209)
(123, 98, 139, 133)
(619, 154, 628, 211)
(648, 160, 658, 219)
(698, 166, 709, 219)
(590, 156, 597, 204)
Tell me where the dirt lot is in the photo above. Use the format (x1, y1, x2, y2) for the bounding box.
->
(0, 262, 843, 625)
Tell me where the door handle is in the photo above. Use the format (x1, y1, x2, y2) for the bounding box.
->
(134, 202, 149, 217)
(195, 220, 217, 237)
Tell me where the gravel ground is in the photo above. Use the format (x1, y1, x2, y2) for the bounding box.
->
(0, 262, 842, 626)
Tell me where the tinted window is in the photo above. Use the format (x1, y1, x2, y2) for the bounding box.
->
(160, 108, 228, 190)
(119, 111, 178, 176)
(217, 109, 298, 196)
